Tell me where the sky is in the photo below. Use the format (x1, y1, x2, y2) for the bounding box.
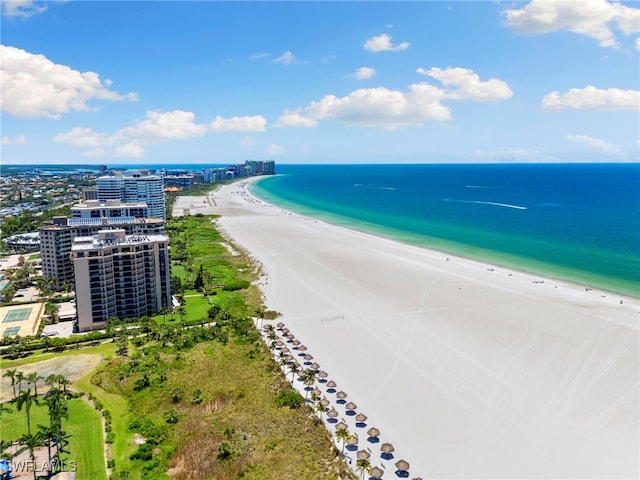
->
(1, 0, 639, 165)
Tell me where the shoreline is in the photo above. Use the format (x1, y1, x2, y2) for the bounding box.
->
(174, 178, 639, 478)
(250, 176, 639, 299)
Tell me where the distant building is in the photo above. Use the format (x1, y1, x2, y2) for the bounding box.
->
(163, 174, 194, 188)
(3, 232, 40, 252)
(97, 173, 165, 220)
(71, 229, 171, 331)
(82, 186, 98, 201)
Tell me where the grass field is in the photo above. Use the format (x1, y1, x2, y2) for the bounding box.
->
(1, 399, 106, 480)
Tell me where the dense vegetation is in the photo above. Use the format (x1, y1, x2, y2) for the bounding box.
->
(1, 195, 354, 479)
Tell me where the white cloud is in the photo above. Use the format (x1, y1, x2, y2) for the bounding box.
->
(566, 133, 623, 154)
(265, 144, 284, 155)
(418, 67, 513, 101)
(364, 33, 410, 52)
(275, 109, 318, 128)
(636, 37, 640, 50)
(249, 52, 270, 61)
(54, 110, 267, 158)
(351, 67, 376, 80)
(0, 45, 138, 119)
(210, 115, 266, 132)
(1, 134, 27, 145)
(278, 67, 511, 130)
(303, 84, 450, 129)
(274, 51, 296, 64)
(504, 0, 640, 48)
(2, 0, 47, 19)
(542, 85, 640, 110)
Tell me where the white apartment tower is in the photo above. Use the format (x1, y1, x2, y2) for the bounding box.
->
(71, 229, 171, 331)
(97, 173, 165, 220)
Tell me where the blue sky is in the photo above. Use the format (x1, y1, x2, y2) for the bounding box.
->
(1, 0, 639, 165)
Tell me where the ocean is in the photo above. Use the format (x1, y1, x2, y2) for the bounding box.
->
(250, 163, 640, 298)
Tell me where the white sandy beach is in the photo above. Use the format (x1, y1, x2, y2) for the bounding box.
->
(179, 179, 639, 479)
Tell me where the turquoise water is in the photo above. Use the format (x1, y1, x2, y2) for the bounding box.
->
(251, 163, 640, 297)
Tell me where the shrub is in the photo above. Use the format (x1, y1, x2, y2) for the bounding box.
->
(130, 443, 153, 461)
(274, 389, 304, 409)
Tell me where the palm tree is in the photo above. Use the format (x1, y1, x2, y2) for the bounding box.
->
(26, 372, 42, 398)
(14, 388, 38, 436)
(44, 301, 59, 323)
(15, 370, 26, 394)
(37, 423, 56, 478)
(335, 426, 351, 457)
(288, 361, 299, 384)
(356, 458, 371, 480)
(314, 401, 326, 419)
(3, 369, 18, 399)
(176, 305, 186, 323)
(17, 432, 42, 480)
(300, 369, 317, 400)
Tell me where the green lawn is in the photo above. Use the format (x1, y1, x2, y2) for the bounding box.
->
(1, 398, 106, 480)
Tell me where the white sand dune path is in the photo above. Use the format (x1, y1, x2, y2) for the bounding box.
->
(203, 178, 638, 479)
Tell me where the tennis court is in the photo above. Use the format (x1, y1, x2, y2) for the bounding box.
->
(2, 326, 21, 337)
(2, 307, 33, 323)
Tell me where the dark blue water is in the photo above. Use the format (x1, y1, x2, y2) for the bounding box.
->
(251, 164, 640, 297)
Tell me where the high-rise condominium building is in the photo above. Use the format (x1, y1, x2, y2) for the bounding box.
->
(39, 201, 164, 290)
(97, 173, 165, 220)
(71, 229, 171, 331)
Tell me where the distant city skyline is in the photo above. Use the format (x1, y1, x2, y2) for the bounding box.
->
(1, 0, 639, 165)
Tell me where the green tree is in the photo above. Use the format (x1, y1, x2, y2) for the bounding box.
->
(16, 432, 42, 480)
(300, 369, 317, 400)
(335, 426, 350, 457)
(14, 388, 38, 436)
(356, 458, 371, 480)
(3, 368, 18, 399)
(26, 372, 42, 398)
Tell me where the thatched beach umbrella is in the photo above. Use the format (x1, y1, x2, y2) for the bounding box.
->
(411, 477, 424, 480)
(280, 346, 290, 354)
(327, 408, 339, 419)
(286, 333, 294, 340)
(326, 380, 337, 389)
(357, 449, 371, 460)
(292, 339, 301, 346)
(369, 466, 384, 479)
(367, 427, 380, 439)
(303, 353, 313, 361)
(345, 401, 357, 412)
(347, 434, 358, 446)
(335, 421, 348, 431)
(311, 387, 321, 398)
(318, 370, 328, 380)
(381, 442, 395, 454)
(395, 459, 410, 473)
(298, 345, 308, 353)
(311, 362, 320, 371)
(381, 442, 395, 460)
(355, 413, 368, 423)
(276, 322, 285, 329)
(320, 397, 330, 408)
(336, 390, 347, 400)
(285, 354, 295, 362)
(281, 327, 289, 335)
(275, 340, 284, 348)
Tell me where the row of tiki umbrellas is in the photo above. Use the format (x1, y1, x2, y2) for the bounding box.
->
(267, 321, 422, 479)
